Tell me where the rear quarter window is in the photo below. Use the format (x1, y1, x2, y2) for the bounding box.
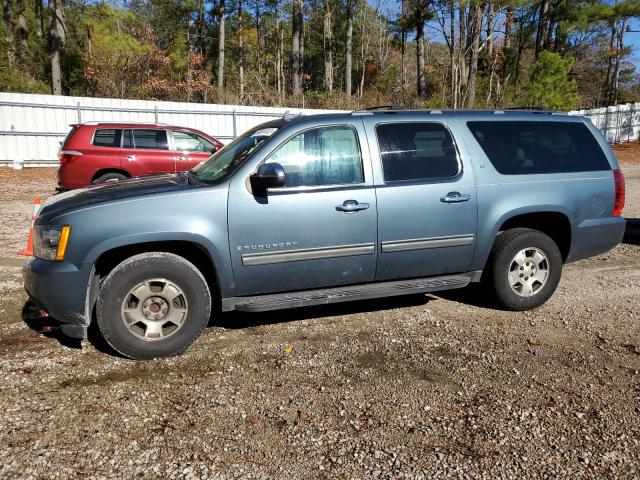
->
(467, 121, 611, 175)
(92, 129, 122, 148)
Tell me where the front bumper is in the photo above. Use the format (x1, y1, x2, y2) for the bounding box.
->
(23, 258, 94, 338)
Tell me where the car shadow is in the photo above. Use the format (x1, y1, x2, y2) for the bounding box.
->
(209, 294, 433, 330)
(623, 218, 640, 246)
(21, 301, 83, 350)
(429, 282, 497, 309)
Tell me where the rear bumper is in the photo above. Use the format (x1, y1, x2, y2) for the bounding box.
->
(566, 217, 626, 263)
(23, 258, 94, 337)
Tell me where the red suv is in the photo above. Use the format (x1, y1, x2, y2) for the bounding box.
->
(57, 123, 224, 190)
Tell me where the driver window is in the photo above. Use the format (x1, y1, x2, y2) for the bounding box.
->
(266, 125, 363, 187)
(173, 131, 215, 152)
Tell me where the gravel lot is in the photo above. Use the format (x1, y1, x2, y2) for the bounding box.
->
(0, 147, 639, 479)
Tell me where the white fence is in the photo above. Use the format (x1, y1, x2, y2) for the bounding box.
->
(0, 92, 342, 167)
(570, 102, 640, 144)
(1, 92, 638, 167)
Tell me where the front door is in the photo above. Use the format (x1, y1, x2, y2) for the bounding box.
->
(121, 128, 176, 176)
(363, 118, 478, 281)
(228, 122, 378, 296)
(171, 130, 217, 171)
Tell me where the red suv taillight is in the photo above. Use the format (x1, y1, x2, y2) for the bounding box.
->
(613, 169, 625, 217)
(59, 150, 83, 164)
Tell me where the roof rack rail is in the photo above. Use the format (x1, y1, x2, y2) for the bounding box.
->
(501, 107, 566, 115)
(78, 121, 170, 126)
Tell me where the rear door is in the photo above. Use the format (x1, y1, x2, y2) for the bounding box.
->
(121, 128, 175, 175)
(171, 130, 217, 171)
(363, 117, 478, 281)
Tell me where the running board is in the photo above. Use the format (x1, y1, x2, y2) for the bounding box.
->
(221, 271, 482, 312)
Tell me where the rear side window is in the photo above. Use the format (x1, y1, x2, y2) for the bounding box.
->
(467, 121, 610, 175)
(376, 123, 459, 182)
(92, 129, 122, 148)
(130, 129, 169, 150)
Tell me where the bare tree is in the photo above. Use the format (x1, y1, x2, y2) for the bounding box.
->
(217, 0, 226, 90)
(345, 0, 354, 96)
(322, 0, 333, 91)
(49, 0, 66, 95)
(291, 0, 303, 94)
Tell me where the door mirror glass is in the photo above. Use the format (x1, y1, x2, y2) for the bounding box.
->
(250, 162, 286, 195)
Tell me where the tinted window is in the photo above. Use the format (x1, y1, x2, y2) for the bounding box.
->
(92, 129, 122, 148)
(467, 121, 610, 175)
(131, 129, 169, 150)
(173, 131, 215, 152)
(122, 129, 133, 148)
(376, 123, 459, 181)
(267, 125, 363, 187)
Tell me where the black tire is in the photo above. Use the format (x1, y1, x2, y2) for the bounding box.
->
(96, 252, 211, 359)
(484, 228, 562, 311)
(92, 172, 127, 184)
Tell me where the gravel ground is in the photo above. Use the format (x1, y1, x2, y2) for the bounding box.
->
(0, 148, 639, 479)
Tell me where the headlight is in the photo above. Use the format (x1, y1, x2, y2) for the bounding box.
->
(34, 225, 71, 261)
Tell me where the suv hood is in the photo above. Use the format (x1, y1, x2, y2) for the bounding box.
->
(37, 174, 193, 223)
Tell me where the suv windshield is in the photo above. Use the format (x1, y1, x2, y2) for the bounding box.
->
(192, 126, 279, 184)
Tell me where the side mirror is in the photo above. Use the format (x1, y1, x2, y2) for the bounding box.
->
(250, 162, 286, 195)
(211, 145, 219, 154)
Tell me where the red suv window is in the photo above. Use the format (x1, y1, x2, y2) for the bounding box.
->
(92, 129, 122, 148)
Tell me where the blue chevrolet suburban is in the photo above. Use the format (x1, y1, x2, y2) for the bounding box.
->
(23, 110, 626, 359)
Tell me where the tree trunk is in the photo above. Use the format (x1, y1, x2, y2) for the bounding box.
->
(15, 0, 28, 56)
(345, 0, 353, 96)
(535, 0, 548, 59)
(291, 0, 303, 94)
(322, 1, 333, 91)
(449, 0, 457, 108)
(49, 0, 66, 95)
(612, 17, 627, 105)
(275, 0, 282, 95)
(416, 19, 426, 99)
(2, 0, 14, 65)
(255, 0, 261, 78)
(238, 0, 244, 101)
(400, 0, 406, 88)
(465, 2, 482, 108)
(217, 0, 225, 90)
(486, 1, 494, 57)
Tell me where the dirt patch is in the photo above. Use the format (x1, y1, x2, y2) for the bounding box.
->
(612, 141, 640, 165)
(0, 160, 639, 478)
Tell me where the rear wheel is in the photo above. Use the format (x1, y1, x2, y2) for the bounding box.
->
(92, 172, 127, 184)
(97, 252, 211, 359)
(485, 228, 562, 311)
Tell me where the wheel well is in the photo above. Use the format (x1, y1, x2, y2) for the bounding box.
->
(91, 168, 131, 182)
(93, 241, 221, 301)
(499, 212, 571, 261)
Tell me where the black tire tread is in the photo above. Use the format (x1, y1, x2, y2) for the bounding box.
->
(96, 252, 211, 359)
(485, 228, 562, 311)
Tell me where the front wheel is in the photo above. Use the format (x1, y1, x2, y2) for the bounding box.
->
(97, 252, 211, 359)
(484, 228, 562, 311)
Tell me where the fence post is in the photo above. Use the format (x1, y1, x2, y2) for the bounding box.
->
(154, 105, 159, 124)
(76, 102, 82, 123)
(232, 109, 237, 139)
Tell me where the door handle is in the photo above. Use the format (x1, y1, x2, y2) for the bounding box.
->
(440, 192, 471, 203)
(127, 154, 136, 162)
(176, 155, 186, 161)
(336, 200, 370, 213)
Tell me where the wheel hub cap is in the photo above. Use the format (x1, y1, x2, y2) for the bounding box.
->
(121, 279, 188, 341)
(508, 247, 550, 297)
